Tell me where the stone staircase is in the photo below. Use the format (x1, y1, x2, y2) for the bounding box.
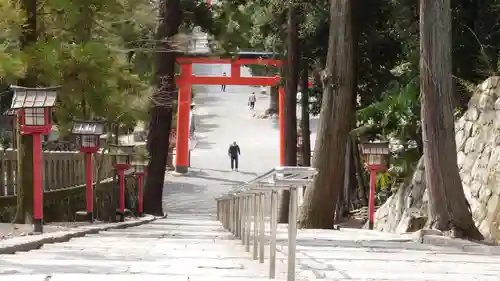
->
(0, 214, 287, 281)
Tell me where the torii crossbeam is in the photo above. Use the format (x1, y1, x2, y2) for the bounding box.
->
(174, 52, 285, 174)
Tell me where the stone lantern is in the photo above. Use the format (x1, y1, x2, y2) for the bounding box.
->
(72, 120, 105, 222)
(359, 140, 390, 230)
(359, 141, 390, 171)
(131, 155, 149, 216)
(109, 144, 135, 221)
(10, 85, 60, 233)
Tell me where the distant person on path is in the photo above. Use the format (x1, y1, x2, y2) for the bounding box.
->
(221, 72, 227, 92)
(248, 92, 256, 110)
(228, 141, 241, 171)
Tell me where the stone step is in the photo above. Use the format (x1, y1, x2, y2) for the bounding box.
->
(0, 256, 268, 276)
(0, 215, 276, 278)
(13, 249, 253, 260)
(87, 231, 235, 239)
(40, 241, 244, 251)
(108, 224, 227, 232)
(40, 239, 240, 250)
(4, 275, 288, 281)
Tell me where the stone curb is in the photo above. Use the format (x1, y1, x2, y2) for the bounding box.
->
(0, 215, 157, 255)
(413, 232, 500, 255)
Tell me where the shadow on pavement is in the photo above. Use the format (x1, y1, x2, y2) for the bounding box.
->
(193, 92, 220, 104)
(188, 174, 246, 185)
(164, 181, 207, 196)
(195, 113, 218, 121)
(195, 140, 216, 149)
(195, 123, 219, 133)
(191, 167, 258, 176)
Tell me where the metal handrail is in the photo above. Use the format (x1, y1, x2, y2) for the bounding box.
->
(215, 166, 317, 281)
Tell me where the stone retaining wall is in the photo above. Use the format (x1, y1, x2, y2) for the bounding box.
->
(375, 76, 500, 240)
(0, 175, 139, 223)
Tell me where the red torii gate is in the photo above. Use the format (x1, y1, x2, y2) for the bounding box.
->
(174, 52, 285, 174)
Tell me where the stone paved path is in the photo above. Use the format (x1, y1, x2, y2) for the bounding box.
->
(239, 222, 500, 280)
(163, 63, 280, 215)
(1, 214, 286, 280)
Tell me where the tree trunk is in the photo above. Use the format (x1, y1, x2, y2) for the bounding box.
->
(298, 0, 357, 229)
(15, 0, 37, 224)
(143, 0, 181, 216)
(278, 1, 299, 223)
(420, 0, 483, 240)
(266, 86, 278, 115)
(352, 137, 367, 207)
(300, 64, 311, 167)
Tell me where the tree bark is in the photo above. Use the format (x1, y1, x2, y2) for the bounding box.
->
(266, 86, 278, 115)
(420, 0, 483, 240)
(352, 137, 368, 207)
(300, 64, 311, 167)
(298, 0, 357, 229)
(278, 1, 299, 223)
(143, 0, 181, 216)
(15, 0, 37, 224)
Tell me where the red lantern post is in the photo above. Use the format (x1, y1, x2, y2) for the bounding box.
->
(10, 85, 60, 233)
(359, 141, 390, 230)
(278, 87, 285, 165)
(132, 159, 148, 216)
(72, 120, 105, 222)
(109, 144, 135, 221)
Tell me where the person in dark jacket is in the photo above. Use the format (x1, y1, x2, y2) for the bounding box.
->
(228, 141, 241, 171)
(221, 72, 227, 92)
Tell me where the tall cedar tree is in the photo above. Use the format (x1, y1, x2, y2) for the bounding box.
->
(143, 0, 182, 216)
(278, 0, 299, 223)
(420, 0, 483, 240)
(298, 0, 357, 228)
(16, 0, 37, 223)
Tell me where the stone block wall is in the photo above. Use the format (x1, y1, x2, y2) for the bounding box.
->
(0, 175, 139, 223)
(374, 76, 500, 240)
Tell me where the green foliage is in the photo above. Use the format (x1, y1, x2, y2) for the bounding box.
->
(0, 0, 25, 82)
(211, 0, 500, 196)
(0, 0, 218, 138)
(0, 131, 12, 151)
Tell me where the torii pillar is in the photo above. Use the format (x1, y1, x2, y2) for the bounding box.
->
(174, 63, 192, 174)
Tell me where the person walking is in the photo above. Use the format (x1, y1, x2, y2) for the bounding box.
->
(248, 92, 256, 110)
(221, 72, 227, 92)
(228, 141, 241, 171)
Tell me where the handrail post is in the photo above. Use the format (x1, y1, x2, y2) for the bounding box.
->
(240, 195, 247, 245)
(221, 199, 226, 229)
(216, 200, 220, 221)
(227, 199, 230, 231)
(259, 192, 265, 263)
(245, 194, 251, 252)
(253, 193, 259, 260)
(224, 200, 228, 229)
(239, 196, 243, 239)
(232, 197, 236, 233)
(230, 197, 234, 233)
(215, 166, 318, 281)
(235, 197, 240, 237)
(226, 199, 230, 229)
(287, 187, 298, 281)
(220, 200, 224, 227)
(269, 190, 278, 279)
